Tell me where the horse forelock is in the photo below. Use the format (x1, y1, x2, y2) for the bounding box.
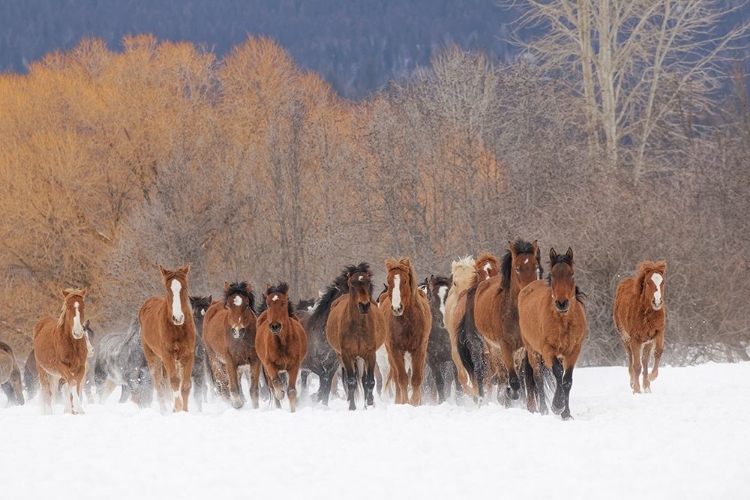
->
(58, 290, 86, 328)
(636, 260, 667, 283)
(386, 258, 418, 299)
(224, 281, 255, 310)
(501, 240, 538, 289)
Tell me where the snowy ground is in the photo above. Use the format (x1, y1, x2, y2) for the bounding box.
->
(1, 362, 748, 500)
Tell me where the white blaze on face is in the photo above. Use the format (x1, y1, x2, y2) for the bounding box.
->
(651, 273, 663, 305)
(438, 285, 448, 323)
(524, 258, 529, 264)
(72, 302, 84, 338)
(201, 309, 205, 316)
(233, 295, 243, 307)
(171, 279, 184, 324)
(272, 295, 279, 302)
(483, 262, 492, 280)
(391, 274, 402, 312)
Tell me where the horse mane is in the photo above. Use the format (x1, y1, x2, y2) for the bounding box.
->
(58, 288, 86, 328)
(223, 281, 255, 311)
(431, 275, 451, 288)
(266, 283, 295, 317)
(310, 263, 368, 322)
(347, 262, 375, 299)
(472, 252, 499, 285)
(636, 261, 667, 288)
(386, 257, 419, 299)
(501, 240, 540, 290)
(450, 256, 475, 288)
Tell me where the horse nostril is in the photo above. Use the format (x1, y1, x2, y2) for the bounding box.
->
(555, 300, 569, 312)
(358, 303, 370, 314)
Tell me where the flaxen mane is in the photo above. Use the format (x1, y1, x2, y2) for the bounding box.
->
(451, 256, 476, 288)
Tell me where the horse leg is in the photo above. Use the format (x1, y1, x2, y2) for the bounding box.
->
(561, 350, 579, 420)
(622, 338, 635, 389)
(629, 340, 643, 394)
(550, 357, 565, 414)
(318, 365, 336, 406)
(38, 369, 53, 414)
(409, 349, 426, 407)
(265, 365, 283, 408)
(180, 356, 193, 412)
(641, 341, 653, 393)
(249, 361, 261, 409)
(375, 345, 391, 401)
(649, 332, 664, 383)
(99, 378, 117, 404)
(342, 353, 358, 411)
(523, 352, 537, 413)
(389, 349, 408, 405)
(499, 341, 520, 400)
(143, 344, 168, 412)
(363, 351, 377, 408)
(226, 360, 243, 409)
(450, 333, 472, 395)
(299, 369, 309, 401)
(432, 360, 446, 404)
(118, 383, 130, 403)
(286, 365, 300, 413)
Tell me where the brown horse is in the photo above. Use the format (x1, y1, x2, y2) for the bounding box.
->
(33, 288, 89, 414)
(256, 283, 308, 412)
(380, 258, 431, 405)
(0, 342, 24, 406)
(452, 252, 501, 398)
(518, 247, 587, 419)
(326, 263, 385, 410)
(139, 265, 196, 412)
(613, 261, 667, 393)
(471, 240, 541, 402)
(203, 281, 260, 409)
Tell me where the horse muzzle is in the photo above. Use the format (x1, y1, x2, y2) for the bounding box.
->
(554, 300, 570, 314)
(172, 314, 185, 325)
(72, 328, 85, 340)
(232, 327, 246, 339)
(358, 302, 371, 314)
(652, 300, 663, 311)
(391, 305, 404, 316)
(270, 323, 282, 335)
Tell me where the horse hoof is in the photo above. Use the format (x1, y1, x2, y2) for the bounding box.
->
(562, 411, 573, 421)
(506, 388, 520, 400)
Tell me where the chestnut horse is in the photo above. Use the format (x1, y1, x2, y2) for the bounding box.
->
(519, 248, 587, 419)
(256, 283, 308, 412)
(380, 258, 431, 405)
(472, 240, 541, 403)
(139, 265, 196, 413)
(613, 261, 667, 393)
(203, 282, 260, 409)
(33, 288, 89, 414)
(326, 263, 385, 410)
(443, 256, 475, 395)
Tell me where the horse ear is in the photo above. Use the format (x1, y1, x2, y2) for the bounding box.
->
(159, 264, 167, 277)
(207, 295, 213, 303)
(61, 289, 70, 298)
(265, 283, 272, 294)
(508, 241, 516, 256)
(549, 247, 557, 261)
(656, 261, 667, 274)
(532, 240, 539, 255)
(245, 284, 253, 295)
(224, 282, 230, 293)
(84, 319, 90, 328)
(181, 264, 191, 275)
(81, 288, 87, 297)
(565, 247, 574, 262)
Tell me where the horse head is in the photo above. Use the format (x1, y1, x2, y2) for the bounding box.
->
(159, 264, 191, 326)
(224, 282, 255, 339)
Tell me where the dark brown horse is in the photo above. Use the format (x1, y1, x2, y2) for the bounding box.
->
(203, 282, 260, 409)
(0, 342, 24, 406)
(424, 274, 457, 403)
(326, 263, 385, 410)
(256, 283, 308, 412)
(471, 240, 541, 402)
(519, 248, 587, 419)
(380, 258, 431, 405)
(613, 261, 667, 393)
(33, 288, 89, 414)
(189, 295, 212, 409)
(139, 265, 196, 412)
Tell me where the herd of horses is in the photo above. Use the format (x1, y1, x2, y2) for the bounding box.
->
(0, 240, 667, 420)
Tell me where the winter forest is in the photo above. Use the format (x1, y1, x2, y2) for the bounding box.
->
(1, 0, 750, 371)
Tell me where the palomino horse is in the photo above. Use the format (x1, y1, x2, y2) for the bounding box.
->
(203, 282, 260, 409)
(472, 240, 541, 402)
(94, 319, 153, 408)
(0, 342, 24, 406)
(139, 265, 196, 412)
(381, 258, 431, 405)
(256, 283, 308, 412)
(33, 288, 89, 414)
(298, 269, 353, 406)
(613, 261, 667, 393)
(453, 253, 501, 401)
(519, 248, 587, 419)
(424, 274, 457, 403)
(326, 263, 385, 410)
(189, 295, 212, 408)
(443, 256, 475, 395)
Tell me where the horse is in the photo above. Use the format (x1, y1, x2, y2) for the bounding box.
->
(94, 319, 154, 407)
(453, 253, 501, 401)
(25, 319, 94, 402)
(471, 240, 541, 403)
(424, 274, 457, 404)
(0, 342, 24, 406)
(203, 282, 260, 409)
(326, 263, 385, 410)
(613, 261, 667, 394)
(33, 288, 89, 414)
(519, 247, 587, 419)
(189, 295, 212, 409)
(298, 269, 352, 406)
(380, 258, 431, 405)
(443, 256, 475, 395)
(256, 283, 308, 412)
(139, 265, 196, 413)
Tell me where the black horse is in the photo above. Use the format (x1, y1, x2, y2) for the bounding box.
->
(424, 275, 460, 404)
(93, 319, 153, 408)
(189, 295, 212, 410)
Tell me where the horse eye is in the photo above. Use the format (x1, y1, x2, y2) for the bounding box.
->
(515, 266, 520, 273)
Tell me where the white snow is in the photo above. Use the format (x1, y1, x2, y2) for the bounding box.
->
(1, 362, 748, 499)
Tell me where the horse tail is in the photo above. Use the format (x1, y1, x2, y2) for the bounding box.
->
(457, 285, 486, 399)
(122, 317, 140, 344)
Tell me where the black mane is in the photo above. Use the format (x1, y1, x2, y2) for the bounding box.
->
(500, 239, 541, 290)
(429, 275, 451, 296)
(347, 262, 375, 298)
(311, 262, 372, 323)
(224, 282, 255, 311)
